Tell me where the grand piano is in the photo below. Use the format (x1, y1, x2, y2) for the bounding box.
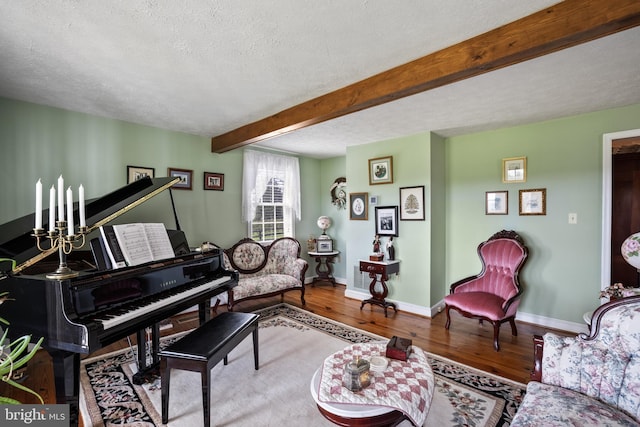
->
(0, 176, 237, 425)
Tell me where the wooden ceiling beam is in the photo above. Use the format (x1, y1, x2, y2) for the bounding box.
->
(212, 0, 640, 153)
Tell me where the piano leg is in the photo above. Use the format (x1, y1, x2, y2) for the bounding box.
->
(132, 323, 160, 385)
(50, 350, 80, 427)
(199, 297, 212, 324)
(132, 298, 211, 385)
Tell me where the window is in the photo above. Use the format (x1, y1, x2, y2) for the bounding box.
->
(250, 177, 290, 241)
(242, 150, 300, 243)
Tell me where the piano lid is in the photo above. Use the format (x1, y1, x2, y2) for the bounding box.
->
(0, 176, 179, 274)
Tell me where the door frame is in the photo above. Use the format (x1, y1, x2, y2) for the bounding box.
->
(601, 128, 640, 291)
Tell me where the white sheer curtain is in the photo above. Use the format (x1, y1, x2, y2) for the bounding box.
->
(242, 150, 301, 222)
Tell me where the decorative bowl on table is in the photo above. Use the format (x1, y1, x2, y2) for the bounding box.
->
(369, 356, 388, 372)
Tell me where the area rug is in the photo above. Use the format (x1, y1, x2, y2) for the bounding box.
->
(79, 304, 525, 426)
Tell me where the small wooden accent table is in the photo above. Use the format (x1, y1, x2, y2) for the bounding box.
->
(359, 259, 400, 317)
(309, 250, 339, 287)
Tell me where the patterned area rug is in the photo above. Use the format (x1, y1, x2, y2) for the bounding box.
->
(79, 304, 525, 426)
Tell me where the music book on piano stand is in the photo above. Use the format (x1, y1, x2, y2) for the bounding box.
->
(100, 225, 127, 268)
(101, 223, 175, 267)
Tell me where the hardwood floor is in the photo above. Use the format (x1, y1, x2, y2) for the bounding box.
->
(1, 283, 575, 416)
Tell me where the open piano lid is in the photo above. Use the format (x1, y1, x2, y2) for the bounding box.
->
(0, 176, 179, 275)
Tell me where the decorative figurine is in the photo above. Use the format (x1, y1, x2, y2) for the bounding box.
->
(373, 234, 381, 253)
(386, 236, 395, 260)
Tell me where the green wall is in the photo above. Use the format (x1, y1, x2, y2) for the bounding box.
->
(345, 133, 437, 314)
(2, 96, 640, 328)
(446, 103, 640, 324)
(317, 156, 348, 280)
(0, 98, 322, 258)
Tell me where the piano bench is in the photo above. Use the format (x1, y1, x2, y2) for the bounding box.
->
(159, 311, 259, 426)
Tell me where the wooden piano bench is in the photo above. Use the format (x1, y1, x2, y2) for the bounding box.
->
(159, 311, 260, 426)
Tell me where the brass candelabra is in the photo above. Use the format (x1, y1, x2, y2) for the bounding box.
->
(32, 221, 88, 279)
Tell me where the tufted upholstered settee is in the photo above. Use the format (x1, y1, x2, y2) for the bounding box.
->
(511, 296, 640, 426)
(213, 237, 308, 311)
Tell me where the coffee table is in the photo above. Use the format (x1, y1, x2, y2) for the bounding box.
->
(310, 342, 434, 427)
(310, 368, 408, 426)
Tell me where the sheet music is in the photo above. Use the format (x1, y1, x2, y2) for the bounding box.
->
(143, 223, 176, 261)
(102, 223, 177, 267)
(113, 223, 154, 266)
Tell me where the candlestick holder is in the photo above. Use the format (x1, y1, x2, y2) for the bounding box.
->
(32, 222, 88, 279)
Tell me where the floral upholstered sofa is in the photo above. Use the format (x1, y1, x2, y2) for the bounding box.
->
(511, 296, 640, 426)
(212, 237, 308, 311)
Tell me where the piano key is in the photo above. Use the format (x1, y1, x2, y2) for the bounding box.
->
(99, 276, 229, 330)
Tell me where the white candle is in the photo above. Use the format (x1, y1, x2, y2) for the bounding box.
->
(78, 184, 86, 227)
(35, 179, 42, 229)
(57, 175, 64, 222)
(66, 186, 74, 236)
(49, 186, 56, 232)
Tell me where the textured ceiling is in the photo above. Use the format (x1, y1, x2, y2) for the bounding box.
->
(1, 1, 639, 158)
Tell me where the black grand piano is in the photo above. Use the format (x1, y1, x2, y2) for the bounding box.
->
(0, 177, 237, 425)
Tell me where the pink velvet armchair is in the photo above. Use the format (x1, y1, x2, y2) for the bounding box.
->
(444, 230, 528, 351)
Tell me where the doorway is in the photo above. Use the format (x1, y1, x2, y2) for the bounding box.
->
(602, 129, 640, 291)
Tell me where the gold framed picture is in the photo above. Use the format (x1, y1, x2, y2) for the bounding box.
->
(368, 156, 393, 185)
(502, 157, 527, 183)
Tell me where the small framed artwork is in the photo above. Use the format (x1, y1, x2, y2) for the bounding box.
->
(399, 186, 425, 220)
(502, 156, 527, 183)
(127, 165, 154, 183)
(369, 195, 378, 205)
(350, 192, 368, 220)
(167, 167, 193, 190)
(519, 188, 546, 215)
(375, 206, 399, 237)
(204, 172, 224, 191)
(368, 156, 393, 185)
(485, 191, 508, 215)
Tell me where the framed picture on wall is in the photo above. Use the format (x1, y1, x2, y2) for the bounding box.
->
(375, 206, 398, 237)
(519, 188, 546, 215)
(168, 167, 193, 190)
(399, 186, 425, 220)
(485, 191, 508, 215)
(204, 172, 224, 191)
(502, 157, 527, 183)
(350, 192, 368, 220)
(127, 165, 155, 183)
(368, 156, 394, 185)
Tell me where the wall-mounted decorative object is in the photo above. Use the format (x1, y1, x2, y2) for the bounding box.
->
(375, 206, 398, 237)
(519, 188, 546, 215)
(167, 167, 193, 190)
(127, 165, 154, 184)
(330, 177, 347, 209)
(368, 156, 393, 185)
(369, 195, 378, 205)
(349, 192, 368, 220)
(204, 172, 224, 191)
(399, 186, 425, 220)
(485, 191, 508, 215)
(502, 156, 527, 183)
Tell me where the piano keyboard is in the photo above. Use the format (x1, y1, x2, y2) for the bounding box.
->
(99, 276, 229, 330)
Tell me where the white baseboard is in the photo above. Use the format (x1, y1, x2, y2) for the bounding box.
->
(344, 289, 432, 317)
(515, 311, 588, 334)
(345, 290, 588, 334)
